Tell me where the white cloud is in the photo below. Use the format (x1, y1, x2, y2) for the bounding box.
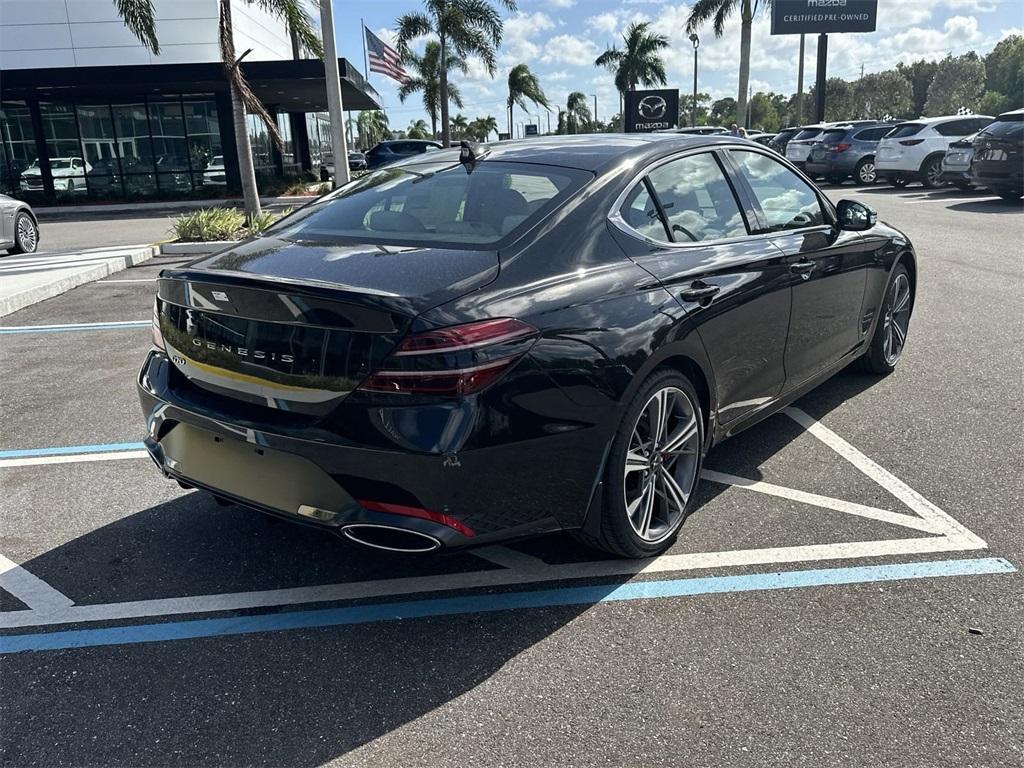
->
(500, 11, 557, 64)
(587, 12, 620, 35)
(548, 0, 576, 7)
(542, 34, 601, 66)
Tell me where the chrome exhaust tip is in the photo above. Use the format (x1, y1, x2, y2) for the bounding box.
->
(341, 523, 442, 553)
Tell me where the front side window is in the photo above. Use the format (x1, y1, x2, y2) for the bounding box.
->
(644, 153, 748, 242)
(619, 182, 669, 241)
(269, 160, 590, 247)
(731, 150, 825, 232)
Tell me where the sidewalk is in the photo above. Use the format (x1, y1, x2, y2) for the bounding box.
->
(0, 245, 156, 317)
(31, 195, 311, 219)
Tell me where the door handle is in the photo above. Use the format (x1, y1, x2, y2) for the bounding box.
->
(679, 282, 721, 302)
(789, 259, 816, 278)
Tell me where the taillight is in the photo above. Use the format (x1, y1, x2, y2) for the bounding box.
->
(900, 139, 924, 146)
(358, 318, 538, 396)
(835, 143, 850, 152)
(152, 297, 165, 351)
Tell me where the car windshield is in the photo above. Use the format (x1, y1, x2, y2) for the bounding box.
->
(981, 114, 1024, 138)
(886, 123, 924, 139)
(794, 128, 823, 141)
(50, 160, 73, 169)
(268, 160, 591, 248)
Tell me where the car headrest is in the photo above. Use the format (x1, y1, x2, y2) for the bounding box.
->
(368, 210, 426, 233)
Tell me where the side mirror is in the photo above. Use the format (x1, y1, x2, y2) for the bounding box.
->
(836, 199, 877, 231)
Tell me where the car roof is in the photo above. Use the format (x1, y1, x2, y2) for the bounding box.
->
(398, 133, 753, 174)
(901, 114, 994, 124)
(997, 108, 1024, 118)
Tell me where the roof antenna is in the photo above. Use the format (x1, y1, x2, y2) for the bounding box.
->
(459, 140, 490, 170)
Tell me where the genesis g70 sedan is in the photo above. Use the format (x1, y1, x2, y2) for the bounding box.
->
(139, 135, 916, 557)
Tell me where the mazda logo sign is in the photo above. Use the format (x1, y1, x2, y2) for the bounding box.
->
(638, 95, 667, 120)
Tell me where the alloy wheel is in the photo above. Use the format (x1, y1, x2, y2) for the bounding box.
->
(925, 158, 943, 188)
(622, 386, 701, 543)
(16, 215, 37, 252)
(858, 161, 876, 184)
(882, 273, 911, 365)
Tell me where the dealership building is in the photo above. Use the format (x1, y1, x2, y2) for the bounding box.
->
(0, 0, 380, 203)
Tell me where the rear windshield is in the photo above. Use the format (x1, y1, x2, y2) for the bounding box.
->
(981, 114, 1024, 138)
(794, 128, 824, 141)
(885, 123, 924, 139)
(268, 160, 591, 248)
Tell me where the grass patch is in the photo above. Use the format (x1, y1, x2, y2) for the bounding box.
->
(170, 207, 292, 242)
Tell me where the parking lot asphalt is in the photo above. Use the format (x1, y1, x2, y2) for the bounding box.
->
(1, 184, 1022, 767)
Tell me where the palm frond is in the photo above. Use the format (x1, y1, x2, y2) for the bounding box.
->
(252, 0, 323, 57)
(114, 0, 160, 54)
(395, 12, 433, 56)
(686, 0, 731, 35)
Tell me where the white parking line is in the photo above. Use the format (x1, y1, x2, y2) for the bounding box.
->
(0, 407, 990, 631)
(0, 450, 150, 469)
(96, 278, 156, 284)
(0, 554, 74, 612)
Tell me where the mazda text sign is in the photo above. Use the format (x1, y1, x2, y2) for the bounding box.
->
(624, 89, 679, 133)
(771, 0, 878, 35)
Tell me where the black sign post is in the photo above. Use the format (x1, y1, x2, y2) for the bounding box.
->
(623, 89, 680, 133)
(771, 1, 878, 122)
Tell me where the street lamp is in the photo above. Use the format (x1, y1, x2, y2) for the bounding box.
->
(689, 33, 699, 128)
(592, 93, 598, 129)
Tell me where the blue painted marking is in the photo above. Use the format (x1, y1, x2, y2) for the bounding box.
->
(0, 442, 146, 459)
(0, 321, 150, 334)
(0, 558, 1013, 654)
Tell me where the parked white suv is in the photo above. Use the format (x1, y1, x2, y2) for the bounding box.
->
(19, 157, 91, 194)
(875, 115, 993, 188)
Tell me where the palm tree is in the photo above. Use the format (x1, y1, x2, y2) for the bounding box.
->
(687, 1, 768, 131)
(594, 21, 669, 127)
(451, 113, 469, 139)
(565, 92, 592, 134)
(115, 0, 321, 219)
(466, 115, 498, 141)
(507, 64, 549, 139)
(357, 110, 390, 150)
(397, 40, 467, 140)
(407, 119, 431, 139)
(396, 0, 517, 147)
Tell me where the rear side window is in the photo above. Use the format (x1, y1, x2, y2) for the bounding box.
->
(731, 150, 825, 232)
(886, 123, 924, 139)
(270, 160, 590, 247)
(935, 119, 979, 137)
(854, 127, 888, 141)
(794, 128, 824, 141)
(981, 115, 1024, 139)
(619, 182, 670, 241)
(645, 153, 748, 242)
(821, 129, 848, 143)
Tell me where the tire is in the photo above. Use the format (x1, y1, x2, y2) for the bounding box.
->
(954, 182, 972, 191)
(855, 158, 876, 185)
(919, 155, 945, 189)
(861, 264, 913, 375)
(890, 176, 908, 188)
(997, 188, 1023, 201)
(7, 211, 38, 255)
(575, 369, 704, 558)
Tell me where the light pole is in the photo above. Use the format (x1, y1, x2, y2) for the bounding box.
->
(592, 93, 598, 129)
(320, 0, 350, 186)
(689, 33, 699, 128)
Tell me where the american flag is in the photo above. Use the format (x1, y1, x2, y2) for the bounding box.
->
(365, 27, 408, 84)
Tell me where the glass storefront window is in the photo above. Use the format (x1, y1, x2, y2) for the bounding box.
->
(277, 112, 300, 176)
(149, 98, 193, 193)
(76, 104, 120, 199)
(1, 101, 37, 197)
(112, 103, 158, 197)
(247, 113, 275, 177)
(183, 96, 223, 189)
(40, 102, 86, 199)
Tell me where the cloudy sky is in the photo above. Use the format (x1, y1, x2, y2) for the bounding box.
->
(334, 0, 1023, 133)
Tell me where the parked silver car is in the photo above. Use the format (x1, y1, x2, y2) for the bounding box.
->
(0, 193, 39, 254)
(940, 133, 978, 190)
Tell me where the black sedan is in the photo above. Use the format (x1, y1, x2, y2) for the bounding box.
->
(139, 135, 916, 558)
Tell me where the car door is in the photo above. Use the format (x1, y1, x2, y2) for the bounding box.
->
(609, 149, 793, 427)
(727, 148, 872, 389)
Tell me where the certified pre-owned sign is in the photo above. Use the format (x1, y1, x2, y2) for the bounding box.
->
(771, 0, 878, 35)
(624, 89, 679, 133)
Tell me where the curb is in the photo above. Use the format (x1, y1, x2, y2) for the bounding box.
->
(159, 241, 239, 255)
(0, 246, 156, 318)
(32, 196, 312, 218)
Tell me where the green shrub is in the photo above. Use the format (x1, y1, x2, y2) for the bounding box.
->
(171, 207, 245, 241)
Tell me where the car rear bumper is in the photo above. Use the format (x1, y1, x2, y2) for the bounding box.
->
(137, 350, 608, 548)
(970, 161, 1023, 191)
(940, 169, 971, 184)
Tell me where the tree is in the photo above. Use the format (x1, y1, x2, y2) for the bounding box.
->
(681, 92, 712, 125)
(709, 97, 737, 126)
(397, 41, 466, 139)
(357, 110, 390, 150)
(565, 92, 592, 134)
(925, 53, 986, 116)
(852, 70, 912, 119)
(115, 0, 321, 219)
(406, 119, 431, 139)
(896, 59, 938, 117)
(747, 92, 780, 131)
(984, 35, 1024, 104)
(595, 21, 669, 118)
(451, 113, 469, 139)
(687, 0, 768, 130)
(467, 115, 498, 141)
(807, 77, 853, 122)
(395, 0, 516, 147)
(978, 91, 1012, 117)
(506, 64, 549, 138)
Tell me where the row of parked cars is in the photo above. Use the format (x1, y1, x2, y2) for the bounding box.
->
(769, 110, 1022, 200)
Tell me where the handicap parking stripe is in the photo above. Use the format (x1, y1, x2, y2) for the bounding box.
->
(1, 558, 1013, 654)
(0, 442, 146, 459)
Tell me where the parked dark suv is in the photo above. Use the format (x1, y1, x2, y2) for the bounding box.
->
(970, 109, 1023, 200)
(768, 127, 801, 155)
(365, 140, 444, 170)
(805, 123, 895, 185)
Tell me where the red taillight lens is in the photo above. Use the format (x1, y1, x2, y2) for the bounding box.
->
(900, 139, 924, 146)
(835, 143, 851, 152)
(152, 297, 165, 351)
(358, 318, 538, 396)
